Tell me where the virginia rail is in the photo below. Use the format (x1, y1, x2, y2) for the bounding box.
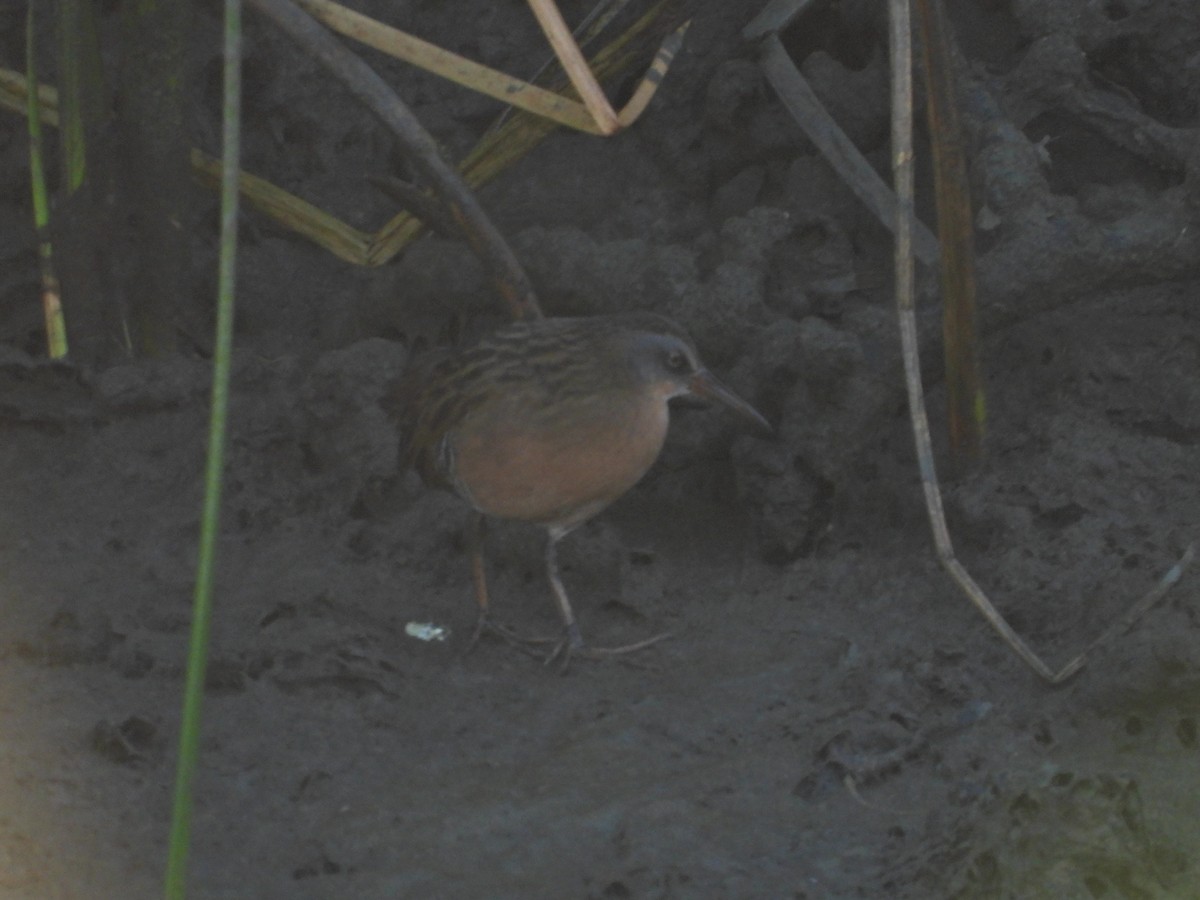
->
(394, 312, 771, 664)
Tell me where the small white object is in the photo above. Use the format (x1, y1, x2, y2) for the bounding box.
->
(405, 621, 448, 642)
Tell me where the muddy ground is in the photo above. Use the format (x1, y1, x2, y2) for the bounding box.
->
(2, 0, 1199, 897)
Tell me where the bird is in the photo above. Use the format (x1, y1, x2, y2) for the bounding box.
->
(391, 312, 772, 665)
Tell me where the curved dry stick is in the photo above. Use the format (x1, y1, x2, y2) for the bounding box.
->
(886, 0, 1193, 683)
(761, 35, 940, 267)
(365, 176, 460, 239)
(247, 0, 542, 321)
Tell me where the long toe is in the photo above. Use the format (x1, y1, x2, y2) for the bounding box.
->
(573, 631, 673, 659)
(467, 613, 560, 654)
(546, 629, 673, 673)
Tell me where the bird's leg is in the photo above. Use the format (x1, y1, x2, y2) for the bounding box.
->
(465, 512, 557, 652)
(542, 527, 671, 672)
(466, 511, 494, 649)
(542, 530, 586, 668)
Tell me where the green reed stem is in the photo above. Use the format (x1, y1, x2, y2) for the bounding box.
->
(54, 0, 103, 194)
(164, 0, 242, 895)
(26, 5, 68, 359)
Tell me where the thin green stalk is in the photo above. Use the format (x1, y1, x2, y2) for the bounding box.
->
(26, 5, 68, 359)
(54, 0, 104, 193)
(164, 0, 242, 895)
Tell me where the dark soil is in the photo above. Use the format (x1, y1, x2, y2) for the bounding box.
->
(2, 1, 1199, 897)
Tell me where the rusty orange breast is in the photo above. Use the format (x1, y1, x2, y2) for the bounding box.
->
(448, 388, 671, 529)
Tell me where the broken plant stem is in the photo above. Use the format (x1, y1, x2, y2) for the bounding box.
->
(527, 0, 619, 134)
(292, 0, 601, 133)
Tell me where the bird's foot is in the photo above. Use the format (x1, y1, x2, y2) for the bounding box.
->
(466, 611, 559, 653)
(543, 625, 672, 673)
(467, 614, 670, 671)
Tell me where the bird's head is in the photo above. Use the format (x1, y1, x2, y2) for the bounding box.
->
(621, 317, 773, 437)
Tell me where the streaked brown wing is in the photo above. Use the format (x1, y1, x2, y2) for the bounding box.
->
(386, 315, 681, 490)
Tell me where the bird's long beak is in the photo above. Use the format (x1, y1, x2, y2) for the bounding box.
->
(688, 370, 774, 437)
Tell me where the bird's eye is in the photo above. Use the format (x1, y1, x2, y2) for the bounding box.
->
(665, 350, 688, 373)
